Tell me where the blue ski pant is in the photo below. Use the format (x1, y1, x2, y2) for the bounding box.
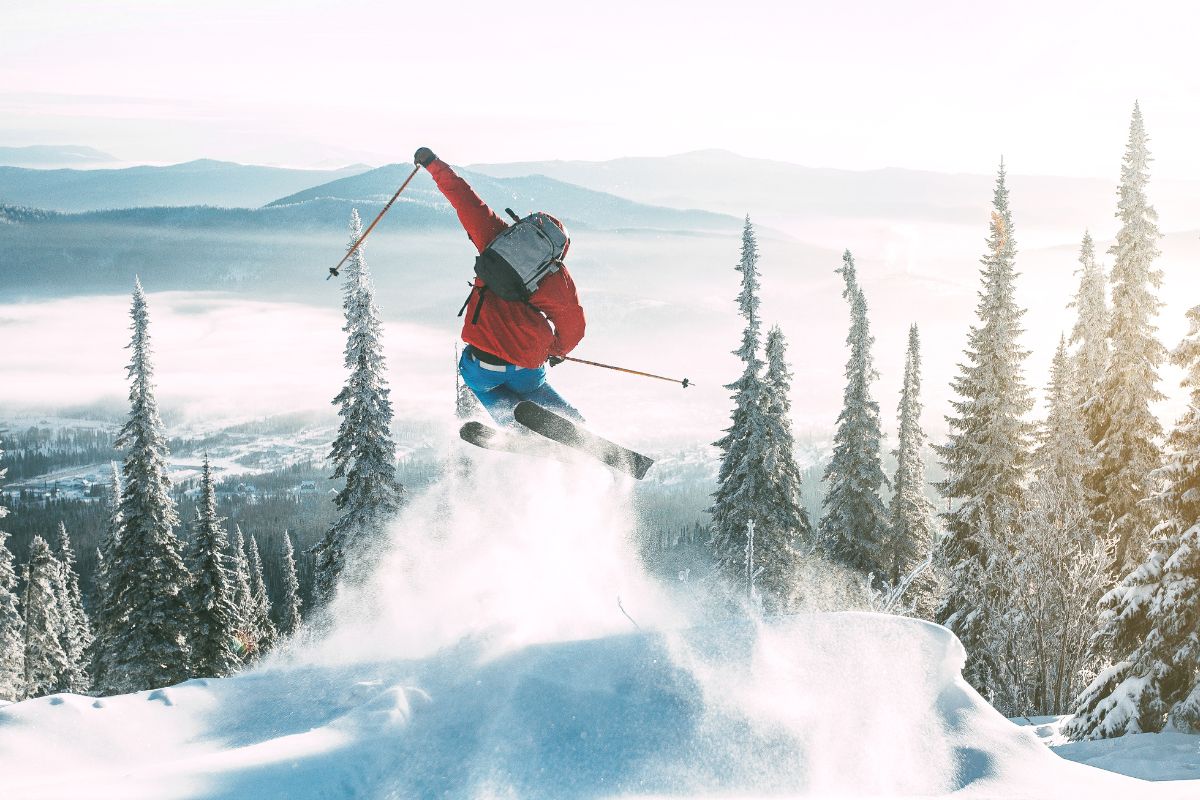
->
(458, 346, 583, 428)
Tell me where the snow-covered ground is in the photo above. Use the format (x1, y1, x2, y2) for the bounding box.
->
(2, 451, 1197, 799)
(1016, 716, 1200, 783)
(4, 614, 1196, 799)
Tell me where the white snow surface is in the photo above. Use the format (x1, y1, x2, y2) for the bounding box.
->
(2, 454, 1198, 799)
(1018, 716, 1200, 783)
(4, 614, 1192, 800)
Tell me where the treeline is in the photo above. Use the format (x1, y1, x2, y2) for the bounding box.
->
(0, 282, 311, 701)
(0, 213, 408, 700)
(0, 476, 337, 614)
(706, 219, 936, 617)
(703, 103, 1200, 740)
(0, 427, 120, 482)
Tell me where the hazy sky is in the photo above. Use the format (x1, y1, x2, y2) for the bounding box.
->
(3, 0, 1198, 176)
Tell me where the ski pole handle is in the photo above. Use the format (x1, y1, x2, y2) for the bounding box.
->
(327, 164, 421, 280)
(560, 355, 692, 388)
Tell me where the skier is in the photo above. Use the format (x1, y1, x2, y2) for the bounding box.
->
(414, 146, 586, 427)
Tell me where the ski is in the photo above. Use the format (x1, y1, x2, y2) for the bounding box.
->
(513, 401, 655, 480)
(458, 420, 575, 464)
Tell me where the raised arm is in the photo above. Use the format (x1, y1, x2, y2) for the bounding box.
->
(416, 148, 507, 254)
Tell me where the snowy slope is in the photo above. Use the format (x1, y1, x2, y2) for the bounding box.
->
(3, 613, 1195, 799)
(3, 456, 1197, 799)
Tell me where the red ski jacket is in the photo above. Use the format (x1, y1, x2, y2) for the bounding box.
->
(427, 159, 586, 369)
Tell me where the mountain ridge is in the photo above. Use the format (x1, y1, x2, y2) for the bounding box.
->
(0, 144, 118, 168)
(0, 161, 375, 213)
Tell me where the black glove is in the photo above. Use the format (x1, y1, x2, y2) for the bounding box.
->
(414, 147, 437, 167)
(548, 355, 565, 367)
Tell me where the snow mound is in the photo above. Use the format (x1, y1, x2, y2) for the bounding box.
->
(2, 612, 1194, 799)
(5, 458, 1198, 798)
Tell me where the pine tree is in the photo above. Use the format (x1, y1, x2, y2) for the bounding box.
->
(313, 211, 403, 603)
(888, 324, 938, 616)
(89, 462, 123, 690)
(1069, 303, 1200, 738)
(1031, 340, 1095, 531)
(1092, 102, 1166, 576)
(1065, 539, 1168, 739)
(185, 455, 240, 678)
(1068, 524, 1199, 739)
(709, 217, 772, 589)
(989, 339, 1107, 715)
(935, 163, 1035, 698)
(1069, 231, 1110, 429)
(819, 250, 889, 579)
(229, 525, 255, 660)
(22, 536, 68, 699)
(755, 325, 814, 610)
(277, 531, 303, 638)
(0, 532, 23, 702)
(247, 536, 276, 656)
(100, 279, 193, 694)
(1159, 526, 1200, 732)
(52, 522, 92, 693)
(0, 440, 22, 702)
(1069, 231, 1110, 557)
(1160, 307, 1200, 732)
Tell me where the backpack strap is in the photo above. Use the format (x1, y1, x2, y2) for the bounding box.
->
(457, 282, 489, 325)
(471, 285, 488, 324)
(457, 282, 476, 317)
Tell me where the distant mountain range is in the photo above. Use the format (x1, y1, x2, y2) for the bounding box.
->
(8, 148, 1200, 236)
(0, 158, 740, 234)
(0, 161, 744, 303)
(0, 160, 373, 212)
(468, 149, 1200, 234)
(267, 164, 740, 233)
(0, 145, 118, 168)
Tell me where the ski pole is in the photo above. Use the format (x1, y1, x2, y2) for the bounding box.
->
(560, 355, 691, 388)
(326, 164, 421, 280)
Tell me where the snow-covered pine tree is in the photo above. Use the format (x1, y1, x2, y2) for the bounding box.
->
(52, 522, 92, 693)
(1068, 303, 1200, 738)
(709, 217, 772, 590)
(248, 536, 276, 656)
(277, 531, 303, 638)
(313, 210, 404, 603)
(0, 531, 23, 702)
(934, 163, 1035, 698)
(818, 250, 889, 580)
(89, 462, 122, 689)
(0, 441, 21, 702)
(1092, 102, 1166, 576)
(1160, 526, 1200, 732)
(990, 339, 1107, 715)
(229, 525, 255, 660)
(888, 324, 938, 617)
(1069, 231, 1109, 438)
(22, 535, 68, 699)
(100, 279, 193, 694)
(1065, 538, 1169, 739)
(1068, 525, 1200, 738)
(754, 324, 813, 610)
(1161, 306, 1200, 732)
(185, 455, 240, 678)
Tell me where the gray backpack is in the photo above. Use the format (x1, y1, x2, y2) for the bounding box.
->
(473, 210, 570, 302)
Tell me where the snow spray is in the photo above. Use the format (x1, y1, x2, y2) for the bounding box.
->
(291, 438, 680, 666)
